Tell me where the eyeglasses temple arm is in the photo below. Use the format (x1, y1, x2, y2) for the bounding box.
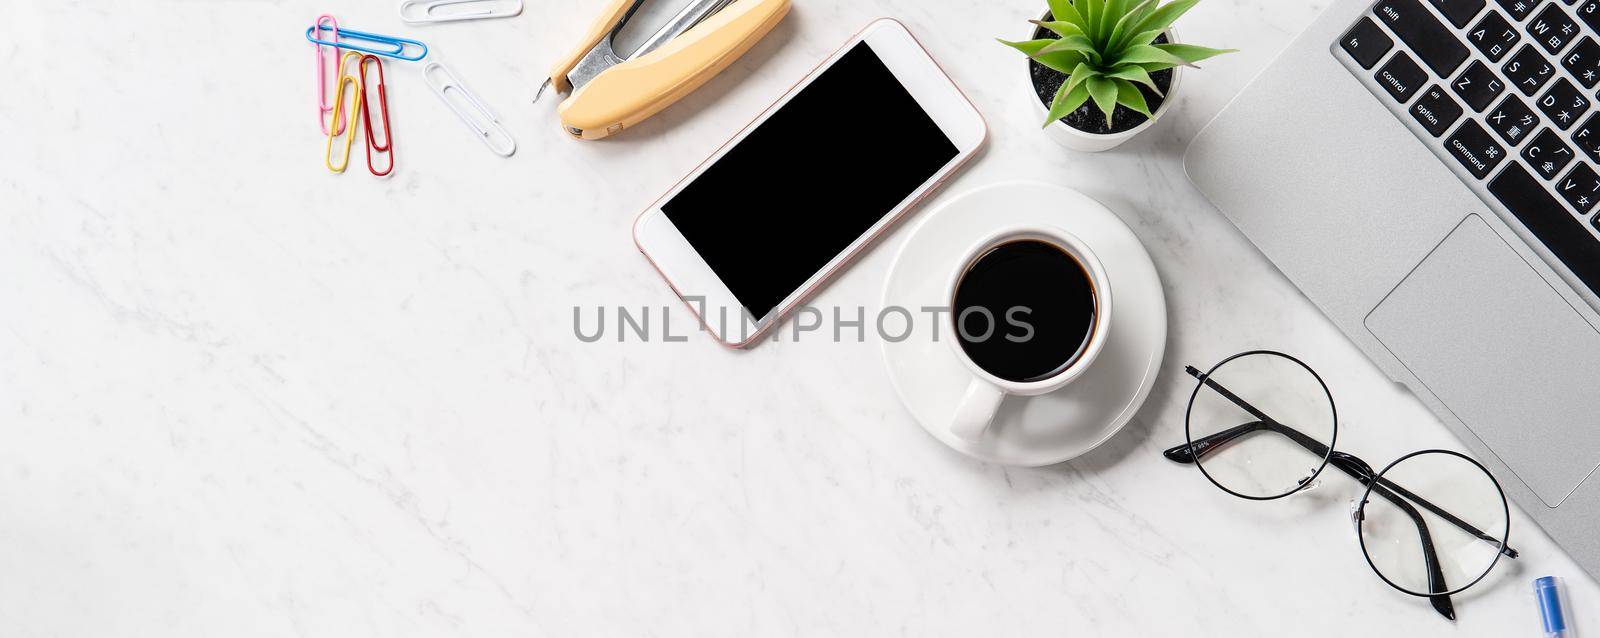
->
(1370, 469, 1519, 559)
(1161, 421, 1269, 463)
(1166, 366, 1338, 462)
(1359, 480, 1457, 620)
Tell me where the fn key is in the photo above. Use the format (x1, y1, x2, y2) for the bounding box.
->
(1341, 18, 1395, 69)
(1445, 120, 1507, 178)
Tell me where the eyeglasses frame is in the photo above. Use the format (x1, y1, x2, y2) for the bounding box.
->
(1164, 350, 1517, 621)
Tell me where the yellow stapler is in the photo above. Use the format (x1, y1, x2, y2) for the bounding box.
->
(543, 0, 790, 140)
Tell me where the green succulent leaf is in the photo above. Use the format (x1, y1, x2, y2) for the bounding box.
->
(1113, 78, 1153, 117)
(998, 37, 1053, 56)
(1108, 0, 1157, 53)
(1087, 75, 1119, 126)
(1046, 0, 1086, 28)
(1117, 44, 1191, 66)
(1037, 50, 1090, 74)
(1124, 1, 1159, 34)
(1104, 65, 1163, 95)
(1061, 62, 1101, 99)
(1037, 33, 1097, 54)
(1134, 0, 1201, 35)
(1079, 0, 1104, 41)
(1002, 37, 1088, 72)
(1102, 0, 1130, 39)
(1037, 34, 1102, 64)
(1154, 42, 1239, 64)
(1117, 28, 1166, 54)
(1137, 61, 1179, 73)
(1045, 80, 1092, 126)
(1030, 19, 1086, 39)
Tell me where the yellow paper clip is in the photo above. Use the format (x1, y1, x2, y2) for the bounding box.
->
(325, 52, 365, 173)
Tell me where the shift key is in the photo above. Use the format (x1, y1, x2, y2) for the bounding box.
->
(1376, 0, 1470, 76)
(1445, 120, 1506, 178)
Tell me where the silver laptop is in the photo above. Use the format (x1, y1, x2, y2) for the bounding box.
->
(1187, 0, 1600, 577)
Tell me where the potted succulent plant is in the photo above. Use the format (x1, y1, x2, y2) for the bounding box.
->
(1001, 0, 1234, 152)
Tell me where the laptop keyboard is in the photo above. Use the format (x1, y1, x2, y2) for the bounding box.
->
(1338, 0, 1600, 298)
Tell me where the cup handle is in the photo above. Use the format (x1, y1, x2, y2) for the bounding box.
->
(950, 378, 1006, 442)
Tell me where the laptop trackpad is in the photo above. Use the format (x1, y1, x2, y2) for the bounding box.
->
(1367, 215, 1600, 507)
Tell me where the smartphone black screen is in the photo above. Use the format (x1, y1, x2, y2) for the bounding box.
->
(661, 42, 960, 320)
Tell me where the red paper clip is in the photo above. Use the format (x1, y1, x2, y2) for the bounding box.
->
(359, 54, 394, 176)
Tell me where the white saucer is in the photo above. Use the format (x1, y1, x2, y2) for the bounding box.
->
(881, 181, 1168, 466)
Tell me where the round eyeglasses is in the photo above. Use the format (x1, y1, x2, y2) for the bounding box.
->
(1163, 350, 1516, 621)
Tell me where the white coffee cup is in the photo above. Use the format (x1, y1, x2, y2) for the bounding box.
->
(946, 225, 1112, 442)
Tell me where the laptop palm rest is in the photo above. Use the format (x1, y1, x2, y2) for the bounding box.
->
(1367, 215, 1600, 507)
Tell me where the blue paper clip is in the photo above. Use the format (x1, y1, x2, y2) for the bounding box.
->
(304, 24, 428, 62)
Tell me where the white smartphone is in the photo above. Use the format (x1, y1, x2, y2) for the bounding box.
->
(633, 18, 987, 348)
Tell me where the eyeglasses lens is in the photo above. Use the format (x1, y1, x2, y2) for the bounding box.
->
(1186, 352, 1337, 499)
(1356, 451, 1509, 597)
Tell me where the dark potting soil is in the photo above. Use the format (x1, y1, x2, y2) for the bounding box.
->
(1029, 20, 1174, 135)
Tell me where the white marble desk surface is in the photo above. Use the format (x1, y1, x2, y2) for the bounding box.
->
(1, 0, 1595, 635)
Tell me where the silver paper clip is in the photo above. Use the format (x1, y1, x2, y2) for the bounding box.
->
(423, 61, 517, 157)
(399, 0, 523, 23)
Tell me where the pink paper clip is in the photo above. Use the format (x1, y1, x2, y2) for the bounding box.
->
(313, 14, 345, 135)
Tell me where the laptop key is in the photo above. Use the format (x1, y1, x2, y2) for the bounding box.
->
(1523, 128, 1578, 178)
(1497, 0, 1540, 20)
(1341, 17, 1395, 69)
(1377, 52, 1429, 102)
(1536, 78, 1589, 129)
(1530, 4, 1580, 54)
(1557, 163, 1600, 213)
(1376, 0, 1471, 75)
(1578, 0, 1600, 31)
(1453, 60, 1507, 110)
(1468, 10, 1521, 61)
(1488, 94, 1540, 143)
(1504, 44, 1557, 95)
(1446, 120, 1509, 178)
(1429, 0, 1488, 27)
(1412, 85, 1467, 135)
(1561, 37, 1600, 87)
(1489, 163, 1600, 298)
(1572, 112, 1600, 160)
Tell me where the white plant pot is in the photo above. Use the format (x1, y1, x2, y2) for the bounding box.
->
(1027, 20, 1183, 152)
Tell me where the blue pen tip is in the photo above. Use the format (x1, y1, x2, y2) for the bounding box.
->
(1535, 576, 1569, 636)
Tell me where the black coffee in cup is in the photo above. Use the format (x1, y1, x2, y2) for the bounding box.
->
(952, 239, 1098, 383)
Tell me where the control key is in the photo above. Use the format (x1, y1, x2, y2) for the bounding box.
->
(1378, 52, 1429, 102)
